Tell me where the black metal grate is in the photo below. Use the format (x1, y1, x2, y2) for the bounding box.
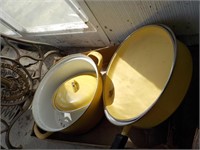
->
(0, 34, 64, 149)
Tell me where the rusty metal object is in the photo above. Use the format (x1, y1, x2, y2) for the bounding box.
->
(0, 33, 64, 149)
(1, 61, 31, 105)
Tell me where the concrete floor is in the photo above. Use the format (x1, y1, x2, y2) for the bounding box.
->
(1, 108, 136, 149)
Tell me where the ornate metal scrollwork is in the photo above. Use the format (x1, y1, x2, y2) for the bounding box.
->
(1, 59, 32, 105)
(0, 33, 65, 149)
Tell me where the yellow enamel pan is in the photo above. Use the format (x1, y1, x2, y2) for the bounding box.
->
(103, 25, 193, 148)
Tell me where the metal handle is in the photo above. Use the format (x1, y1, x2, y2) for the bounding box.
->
(111, 134, 128, 149)
(111, 125, 132, 149)
(33, 123, 53, 140)
(87, 51, 103, 72)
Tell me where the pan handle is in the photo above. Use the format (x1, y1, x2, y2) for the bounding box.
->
(111, 134, 128, 149)
(33, 123, 53, 140)
(87, 51, 103, 72)
(110, 125, 132, 149)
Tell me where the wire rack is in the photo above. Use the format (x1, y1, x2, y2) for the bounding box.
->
(0, 34, 65, 149)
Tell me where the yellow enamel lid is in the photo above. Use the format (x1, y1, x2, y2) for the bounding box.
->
(103, 25, 175, 121)
(52, 74, 97, 112)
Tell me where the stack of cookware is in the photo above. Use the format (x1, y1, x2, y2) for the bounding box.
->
(32, 24, 193, 148)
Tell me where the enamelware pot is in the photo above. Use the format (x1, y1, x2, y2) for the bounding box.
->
(32, 51, 104, 139)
